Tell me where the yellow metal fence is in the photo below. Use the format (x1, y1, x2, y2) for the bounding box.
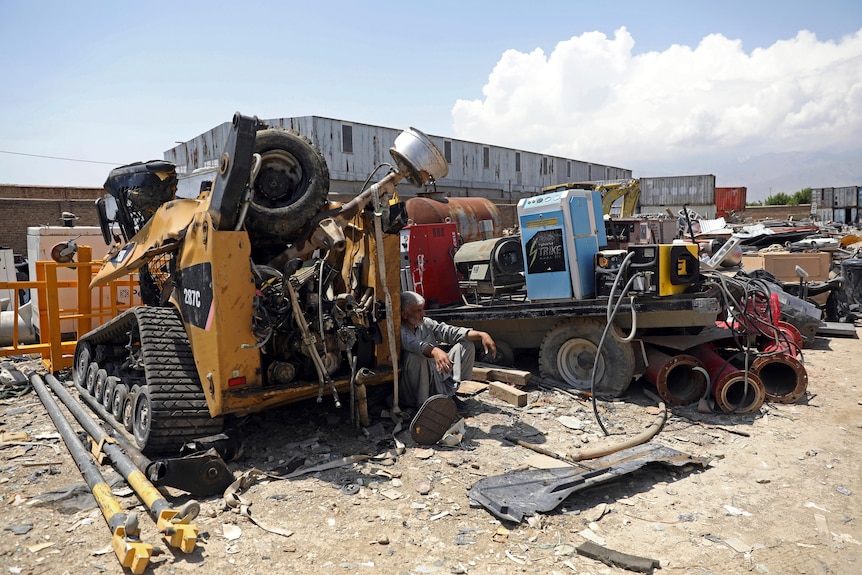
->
(0, 246, 141, 373)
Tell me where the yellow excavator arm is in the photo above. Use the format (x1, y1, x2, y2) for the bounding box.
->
(541, 179, 640, 217)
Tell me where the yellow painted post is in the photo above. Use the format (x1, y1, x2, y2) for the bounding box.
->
(77, 246, 93, 336)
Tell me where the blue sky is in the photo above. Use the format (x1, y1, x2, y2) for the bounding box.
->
(1, 0, 860, 201)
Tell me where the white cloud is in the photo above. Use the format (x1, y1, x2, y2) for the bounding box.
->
(452, 27, 862, 196)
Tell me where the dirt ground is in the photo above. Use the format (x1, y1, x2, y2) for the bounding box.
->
(1, 329, 861, 575)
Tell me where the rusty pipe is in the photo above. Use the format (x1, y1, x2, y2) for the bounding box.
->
(759, 320, 804, 358)
(643, 346, 708, 406)
(752, 354, 808, 404)
(405, 196, 503, 242)
(689, 344, 766, 414)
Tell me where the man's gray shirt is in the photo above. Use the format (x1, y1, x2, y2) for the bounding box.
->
(401, 317, 470, 356)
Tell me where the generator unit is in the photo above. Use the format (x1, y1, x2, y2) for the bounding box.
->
(399, 222, 461, 307)
(594, 249, 629, 298)
(626, 243, 700, 296)
(453, 236, 524, 298)
(517, 188, 605, 301)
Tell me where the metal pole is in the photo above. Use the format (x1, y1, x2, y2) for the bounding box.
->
(30, 374, 153, 574)
(43, 374, 200, 553)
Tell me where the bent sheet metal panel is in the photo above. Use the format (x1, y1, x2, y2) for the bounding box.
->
(467, 442, 708, 523)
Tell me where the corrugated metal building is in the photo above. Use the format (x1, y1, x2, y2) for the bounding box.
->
(638, 174, 717, 219)
(164, 116, 631, 205)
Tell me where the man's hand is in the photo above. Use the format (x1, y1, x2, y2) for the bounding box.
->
(478, 331, 497, 359)
(466, 329, 497, 359)
(430, 346, 453, 374)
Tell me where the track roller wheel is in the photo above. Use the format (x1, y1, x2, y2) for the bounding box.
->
(122, 387, 137, 432)
(112, 383, 129, 421)
(93, 369, 109, 404)
(85, 362, 99, 396)
(133, 387, 153, 447)
(102, 376, 119, 410)
(73, 342, 92, 388)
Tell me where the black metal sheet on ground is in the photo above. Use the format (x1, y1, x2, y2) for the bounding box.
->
(817, 321, 859, 338)
(467, 443, 707, 523)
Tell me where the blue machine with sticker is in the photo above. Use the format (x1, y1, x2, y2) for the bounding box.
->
(517, 189, 604, 301)
(562, 189, 605, 299)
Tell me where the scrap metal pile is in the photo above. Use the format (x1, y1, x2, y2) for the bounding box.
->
(643, 270, 809, 414)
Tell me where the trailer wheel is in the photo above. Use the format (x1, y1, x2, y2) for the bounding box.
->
(539, 318, 635, 396)
(244, 128, 329, 242)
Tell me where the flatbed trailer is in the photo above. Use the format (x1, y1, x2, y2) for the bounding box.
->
(425, 289, 721, 396)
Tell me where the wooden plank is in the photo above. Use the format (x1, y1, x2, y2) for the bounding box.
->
(471, 366, 493, 381)
(456, 380, 489, 396)
(488, 381, 528, 407)
(473, 363, 532, 387)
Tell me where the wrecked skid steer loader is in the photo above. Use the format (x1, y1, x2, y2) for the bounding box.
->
(74, 112, 447, 455)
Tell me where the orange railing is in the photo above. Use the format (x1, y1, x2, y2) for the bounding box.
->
(0, 246, 141, 373)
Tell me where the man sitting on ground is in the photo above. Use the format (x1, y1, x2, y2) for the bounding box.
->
(399, 290, 497, 408)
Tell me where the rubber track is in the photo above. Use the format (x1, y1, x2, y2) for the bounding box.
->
(80, 306, 223, 454)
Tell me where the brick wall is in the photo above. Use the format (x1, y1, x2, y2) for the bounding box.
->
(0, 186, 102, 256)
(741, 204, 812, 222)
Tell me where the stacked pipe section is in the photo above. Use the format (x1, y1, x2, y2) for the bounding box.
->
(688, 344, 765, 414)
(643, 345, 708, 406)
(723, 291, 809, 404)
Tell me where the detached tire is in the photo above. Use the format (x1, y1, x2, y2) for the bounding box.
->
(244, 128, 329, 242)
(539, 318, 635, 396)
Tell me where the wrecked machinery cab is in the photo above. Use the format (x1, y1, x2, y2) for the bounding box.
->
(75, 112, 448, 456)
(96, 160, 178, 245)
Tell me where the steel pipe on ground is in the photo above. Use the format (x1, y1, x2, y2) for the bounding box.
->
(689, 344, 766, 414)
(752, 354, 808, 404)
(643, 346, 707, 406)
(30, 374, 152, 573)
(759, 320, 804, 357)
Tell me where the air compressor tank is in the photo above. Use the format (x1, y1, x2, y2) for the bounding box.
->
(405, 196, 502, 243)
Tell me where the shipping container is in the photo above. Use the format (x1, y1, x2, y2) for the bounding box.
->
(812, 187, 834, 208)
(815, 208, 833, 222)
(639, 175, 715, 206)
(715, 187, 747, 215)
(834, 186, 858, 207)
(858, 186, 862, 209)
(833, 208, 846, 224)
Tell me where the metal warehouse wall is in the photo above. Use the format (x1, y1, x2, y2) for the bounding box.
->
(164, 116, 631, 206)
